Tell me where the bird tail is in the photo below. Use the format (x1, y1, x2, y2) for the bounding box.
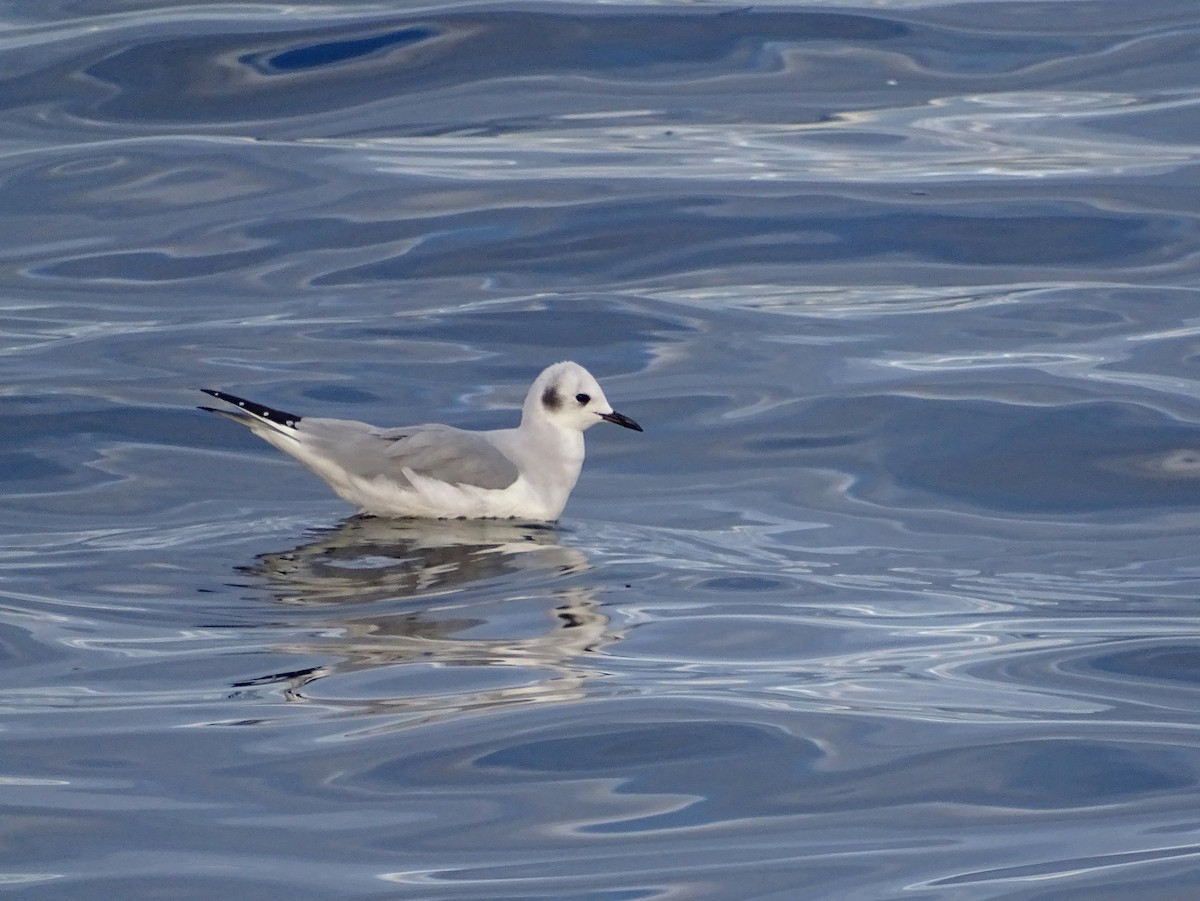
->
(199, 389, 302, 440)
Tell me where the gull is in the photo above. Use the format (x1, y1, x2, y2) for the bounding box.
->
(199, 361, 642, 520)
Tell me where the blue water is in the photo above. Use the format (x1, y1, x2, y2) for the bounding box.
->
(5, 0, 1200, 897)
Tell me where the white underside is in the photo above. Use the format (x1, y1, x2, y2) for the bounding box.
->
(333, 469, 566, 520)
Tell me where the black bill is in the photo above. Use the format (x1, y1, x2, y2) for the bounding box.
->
(600, 410, 643, 432)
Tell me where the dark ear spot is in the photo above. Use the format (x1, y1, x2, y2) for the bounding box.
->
(541, 385, 561, 411)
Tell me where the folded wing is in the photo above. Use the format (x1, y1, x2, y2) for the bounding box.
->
(300, 419, 520, 491)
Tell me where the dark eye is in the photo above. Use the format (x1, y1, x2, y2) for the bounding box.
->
(575, 393, 590, 405)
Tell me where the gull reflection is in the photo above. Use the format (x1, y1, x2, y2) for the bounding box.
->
(242, 515, 589, 605)
(233, 516, 618, 716)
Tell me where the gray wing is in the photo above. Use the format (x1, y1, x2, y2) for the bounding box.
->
(379, 425, 520, 489)
(299, 419, 520, 490)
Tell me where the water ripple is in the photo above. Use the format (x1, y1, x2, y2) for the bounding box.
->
(6, 1, 1200, 898)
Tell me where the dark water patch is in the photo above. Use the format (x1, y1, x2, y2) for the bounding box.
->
(0, 451, 72, 483)
(694, 575, 790, 592)
(1093, 644, 1200, 686)
(250, 26, 442, 73)
(0, 401, 237, 451)
(893, 403, 1200, 514)
(781, 396, 1200, 515)
(0, 621, 67, 672)
(35, 248, 277, 282)
(769, 739, 1196, 813)
(478, 721, 769, 772)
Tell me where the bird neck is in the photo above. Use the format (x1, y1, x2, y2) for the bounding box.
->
(514, 417, 585, 488)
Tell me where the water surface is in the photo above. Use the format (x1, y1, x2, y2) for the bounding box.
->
(5, 0, 1200, 897)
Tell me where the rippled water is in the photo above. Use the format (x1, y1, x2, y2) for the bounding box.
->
(5, 0, 1200, 897)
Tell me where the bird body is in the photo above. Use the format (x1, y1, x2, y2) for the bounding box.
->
(200, 361, 641, 520)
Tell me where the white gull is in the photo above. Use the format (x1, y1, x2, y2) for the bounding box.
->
(199, 361, 642, 520)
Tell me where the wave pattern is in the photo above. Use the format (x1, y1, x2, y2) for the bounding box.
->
(4, 1, 1200, 898)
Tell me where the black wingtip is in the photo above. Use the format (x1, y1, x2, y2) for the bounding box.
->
(200, 388, 242, 405)
(199, 389, 302, 429)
